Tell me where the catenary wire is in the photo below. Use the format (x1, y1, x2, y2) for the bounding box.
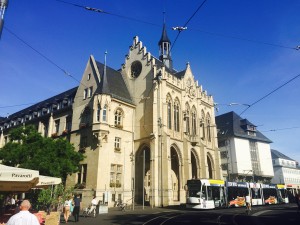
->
(4, 27, 87, 88)
(55, 0, 299, 51)
(239, 73, 300, 115)
(55, 0, 160, 27)
(171, 0, 207, 52)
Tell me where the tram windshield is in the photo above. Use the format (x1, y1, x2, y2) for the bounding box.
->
(251, 187, 261, 199)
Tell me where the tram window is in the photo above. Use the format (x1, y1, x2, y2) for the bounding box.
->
(251, 188, 261, 198)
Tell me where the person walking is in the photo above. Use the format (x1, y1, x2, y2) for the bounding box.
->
(5, 199, 40, 225)
(63, 196, 73, 223)
(295, 193, 300, 212)
(73, 194, 82, 222)
(88, 196, 98, 216)
(245, 194, 252, 215)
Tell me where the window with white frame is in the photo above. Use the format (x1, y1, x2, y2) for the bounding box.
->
(114, 137, 121, 150)
(114, 109, 123, 128)
(110, 164, 122, 188)
(102, 105, 107, 122)
(77, 164, 87, 184)
(83, 88, 87, 100)
(88, 86, 93, 98)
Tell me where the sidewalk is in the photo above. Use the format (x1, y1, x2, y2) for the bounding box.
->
(59, 205, 174, 225)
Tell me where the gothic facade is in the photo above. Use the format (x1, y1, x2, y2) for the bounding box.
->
(0, 26, 222, 207)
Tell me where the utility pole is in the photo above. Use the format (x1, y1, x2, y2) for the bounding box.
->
(0, 0, 9, 39)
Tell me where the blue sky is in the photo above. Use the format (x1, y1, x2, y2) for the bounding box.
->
(1, 0, 300, 163)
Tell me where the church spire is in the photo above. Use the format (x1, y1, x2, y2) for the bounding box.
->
(158, 13, 172, 69)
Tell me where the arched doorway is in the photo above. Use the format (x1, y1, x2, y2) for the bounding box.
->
(135, 146, 150, 205)
(170, 146, 180, 201)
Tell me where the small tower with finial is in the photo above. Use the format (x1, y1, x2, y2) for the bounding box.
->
(158, 12, 172, 69)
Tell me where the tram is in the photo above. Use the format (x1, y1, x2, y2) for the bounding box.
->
(286, 184, 300, 203)
(249, 182, 264, 206)
(262, 184, 278, 204)
(276, 184, 289, 203)
(226, 181, 249, 207)
(186, 179, 226, 209)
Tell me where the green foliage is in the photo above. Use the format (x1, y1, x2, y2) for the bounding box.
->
(0, 125, 84, 182)
(36, 184, 74, 210)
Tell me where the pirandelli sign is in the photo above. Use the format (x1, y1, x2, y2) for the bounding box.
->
(11, 173, 33, 178)
(0, 164, 40, 191)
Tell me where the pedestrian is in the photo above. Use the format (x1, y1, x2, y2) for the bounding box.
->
(73, 194, 82, 222)
(5, 199, 40, 225)
(295, 193, 300, 212)
(88, 195, 98, 215)
(63, 195, 73, 223)
(245, 194, 251, 215)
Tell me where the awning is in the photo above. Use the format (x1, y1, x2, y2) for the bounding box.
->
(0, 164, 39, 192)
(36, 175, 62, 187)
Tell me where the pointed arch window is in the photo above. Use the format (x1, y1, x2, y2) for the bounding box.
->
(207, 155, 213, 179)
(191, 109, 197, 135)
(206, 114, 211, 142)
(102, 105, 107, 122)
(201, 111, 205, 140)
(185, 107, 190, 134)
(174, 101, 180, 132)
(167, 100, 172, 129)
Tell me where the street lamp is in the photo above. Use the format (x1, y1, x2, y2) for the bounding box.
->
(129, 152, 135, 210)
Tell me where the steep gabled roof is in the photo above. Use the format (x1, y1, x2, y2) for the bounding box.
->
(158, 23, 171, 45)
(271, 149, 294, 161)
(96, 61, 134, 105)
(216, 111, 272, 143)
(0, 87, 78, 124)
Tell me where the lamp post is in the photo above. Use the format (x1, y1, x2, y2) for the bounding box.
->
(129, 151, 135, 210)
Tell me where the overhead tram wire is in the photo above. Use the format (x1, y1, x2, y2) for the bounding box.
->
(189, 28, 299, 51)
(4, 27, 86, 88)
(171, 0, 208, 52)
(55, 0, 160, 27)
(261, 126, 300, 132)
(239, 72, 300, 116)
(56, 0, 299, 52)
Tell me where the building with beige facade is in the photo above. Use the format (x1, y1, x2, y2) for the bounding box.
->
(0, 24, 222, 207)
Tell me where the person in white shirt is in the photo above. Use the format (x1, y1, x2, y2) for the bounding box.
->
(5, 200, 40, 225)
(88, 196, 98, 214)
(245, 195, 252, 214)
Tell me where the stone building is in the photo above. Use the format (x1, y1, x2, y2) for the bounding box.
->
(271, 149, 300, 192)
(0, 25, 222, 207)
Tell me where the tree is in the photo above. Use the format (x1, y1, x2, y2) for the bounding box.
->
(0, 125, 84, 183)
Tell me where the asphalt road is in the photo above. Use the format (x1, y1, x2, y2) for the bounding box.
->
(60, 204, 300, 225)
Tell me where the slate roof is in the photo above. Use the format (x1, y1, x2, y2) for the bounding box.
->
(271, 149, 294, 161)
(158, 23, 171, 45)
(215, 111, 272, 143)
(153, 56, 178, 74)
(96, 61, 134, 105)
(0, 87, 78, 124)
